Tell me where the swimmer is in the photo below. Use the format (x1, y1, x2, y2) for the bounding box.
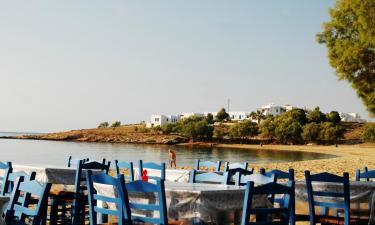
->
(168, 149, 177, 168)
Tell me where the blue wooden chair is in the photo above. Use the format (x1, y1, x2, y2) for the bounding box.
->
(67, 156, 89, 168)
(50, 159, 111, 225)
(355, 167, 375, 182)
(5, 177, 52, 225)
(115, 160, 134, 182)
(138, 160, 165, 181)
(0, 161, 12, 195)
(224, 162, 248, 171)
(225, 167, 254, 186)
(241, 181, 295, 225)
(305, 171, 367, 225)
(195, 159, 221, 171)
(260, 169, 295, 225)
(86, 170, 128, 225)
(120, 179, 171, 225)
(189, 170, 230, 184)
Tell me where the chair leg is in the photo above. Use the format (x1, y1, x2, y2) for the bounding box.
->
(50, 198, 58, 225)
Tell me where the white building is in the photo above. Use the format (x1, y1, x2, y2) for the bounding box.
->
(179, 112, 204, 120)
(259, 104, 287, 117)
(228, 112, 250, 121)
(339, 112, 365, 123)
(146, 114, 180, 128)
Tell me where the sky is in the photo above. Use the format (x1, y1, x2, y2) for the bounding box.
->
(0, 1, 372, 133)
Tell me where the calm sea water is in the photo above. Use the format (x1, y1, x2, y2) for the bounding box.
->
(0, 138, 335, 167)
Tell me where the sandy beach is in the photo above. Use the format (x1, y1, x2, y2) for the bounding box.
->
(211, 143, 375, 180)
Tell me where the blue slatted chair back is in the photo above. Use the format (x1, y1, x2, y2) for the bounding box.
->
(5, 178, 51, 225)
(355, 167, 375, 182)
(67, 156, 89, 168)
(224, 162, 248, 171)
(86, 170, 129, 225)
(3, 171, 36, 201)
(115, 160, 134, 182)
(239, 173, 278, 186)
(189, 170, 230, 184)
(0, 162, 12, 196)
(305, 171, 350, 225)
(121, 180, 168, 225)
(226, 168, 254, 186)
(72, 159, 111, 225)
(195, 159, 221, 171)
(138, 160, 165, 181)
(241, 181, 295, 225)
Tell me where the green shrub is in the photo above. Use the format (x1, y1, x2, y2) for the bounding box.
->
(98, 122, 109, 129)
(229, 121, 258, 139)
(361, 123, 375, 143)
(319, 122, 345, 144)
(302, 123, 321, 143)
(110, 121, 121, 128)
(161, 123, 175, 134)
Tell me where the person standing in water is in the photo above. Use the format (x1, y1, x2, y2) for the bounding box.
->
(168, 149, 177, 168)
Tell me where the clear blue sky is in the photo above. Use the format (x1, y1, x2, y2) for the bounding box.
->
(0, 1, 371, 132)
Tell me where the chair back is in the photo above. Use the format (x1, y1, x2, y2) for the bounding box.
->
(241, 181, 295, 225)
(115, 160, 134, 182)
(86, 170, 127, 225)
(3, 171, 36, 198)
(226, 168, 254, 186)
(239, 173, 277, 186)
(121, 180, 168, 225)
(260, 168, 294, 181)
(5, 178, 51, 225)
(189, 170, 230, 184)
(195, 159, 221, 171)
(138, 160, 165, 181)
(72, 159, 111, 225)
(0, 162, 12, 195)
(305, 171, 350, 225)
(67, 156, 89, 168)
(355, 167, 375, 182)
(224, 162, 248, 171)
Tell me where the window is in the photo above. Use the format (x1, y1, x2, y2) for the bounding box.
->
(155, 118, 159, 122)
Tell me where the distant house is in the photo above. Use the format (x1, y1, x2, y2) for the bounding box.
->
(259, 104, 287, 117)
(146, 114, 180, 128)
(179, 112, 204, 119)
(339, 112, 365, 122)
(228, 111, 250, 121)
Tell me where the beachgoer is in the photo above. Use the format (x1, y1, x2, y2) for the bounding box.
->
(168, 149, 177, 168)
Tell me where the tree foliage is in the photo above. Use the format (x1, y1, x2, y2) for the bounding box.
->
(229, 121, 259, 139)
(307, 107, 326, 123)
(216, 108, 230, 122)
(173, 116, 213, 139)
(326, 111, 342, 124)
(317, 0, 375, 116)
(361, 123, 375, 142)
(302, 123, 321, 142)
(110, 121, 121, 128)
(205, 113, 215, 124)
(98, 122, 109, 129)
(319, 122, 345, 143)
(250, 110, 266, 124)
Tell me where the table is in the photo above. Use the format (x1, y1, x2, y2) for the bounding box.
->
(95, 181, 268, 225)
(0, 196, 10, 225)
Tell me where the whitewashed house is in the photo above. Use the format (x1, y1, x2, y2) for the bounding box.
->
(339, 112, 365, 122)
(146, 114, 180, 128)
(259, 104, 287, 117)
(228, 112, 250, 121)
(180, 112, 204, 119)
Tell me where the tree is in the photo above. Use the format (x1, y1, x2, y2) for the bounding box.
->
(110, 121, 121, 128)
(259, 117, 276, 140)
(161, 123, 175, 134)
(205, 113, 215, 124)
(306, 107, 326, 123)
(319, 122, 345, 144)
(213, 126, 229, 139)
(288, 108, 308, 126)
(317, 0, 375, 116)
(326, 111, 342, 124)
(216, 108, 230, 122)
(229, 121, 259, 139)
(274, 118, 303, 144)
(302, 123, 321, 143)
(250, 110, 266, 124)
(97, 122, 109, 129)
(361, 123, 375, 142)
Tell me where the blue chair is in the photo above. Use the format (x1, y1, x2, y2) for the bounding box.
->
(138, 160, 165, 181)
(86, 170, 128, 225)
(241, 181, 295, 225)
(0, 162, 12, 195)
(195, 159, 221, 171)
(67, 156, 89, 168)
(115, 160, 134, 181)
(224, 162, 248, 171)
(189, 170, 230, 184)
(121, 180, 168, 225)
(2, 171, 36, 199)
(260, 168, 295, 225)
(355, 167, 375, 182)
(304, 171, 367, 225)
(5, 177, 52, 225)
(225, 167, 254, 186)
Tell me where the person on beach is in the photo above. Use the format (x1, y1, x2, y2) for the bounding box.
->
(168, 149, 177, 168)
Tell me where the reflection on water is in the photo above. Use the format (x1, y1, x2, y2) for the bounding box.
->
(0, 139, 335, 167)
